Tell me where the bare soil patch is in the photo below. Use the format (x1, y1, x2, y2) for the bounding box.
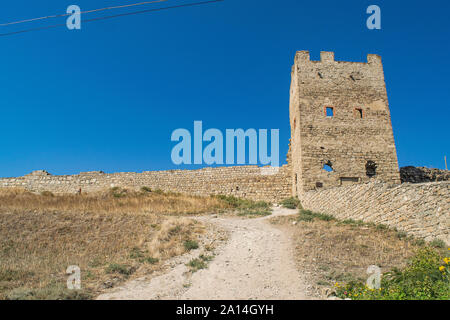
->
(98, 207, 316, 300)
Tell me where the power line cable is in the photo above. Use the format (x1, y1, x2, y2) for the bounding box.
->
(0, 0, 169, 26)
(0, 0, 224, 37)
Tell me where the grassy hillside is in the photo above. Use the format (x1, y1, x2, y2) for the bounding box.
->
(0, 188, 230, 300)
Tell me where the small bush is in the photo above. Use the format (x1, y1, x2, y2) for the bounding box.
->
(340, 219, 365, 226)
(413, 239, 426, 247)
(184, 240, 199, 251)
(142, 257, 159, 264)
(140, 186, 152, 193)
(216, 195, 272, 216)
(376, 224, 389, 231)
(105, 263, 133, 276)
(129, 247, 145, 259)
(396, 231, 408, 240)
(314, 212, 336, 222)
(298, 209, 335, 222)
(280, 197, 301, 209)
(187, 258, 207, 272)
(298, 209, 314, 222)
(429, 239, 446, 249)
(199, 254, 214, 262)
(40, 191, 54, 197)
(109, 187, 128, 198)
(153, 189, 165, 195)
(186, 254, 213, 272)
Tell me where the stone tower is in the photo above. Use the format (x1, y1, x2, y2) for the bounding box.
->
(289, 51, 401, 196)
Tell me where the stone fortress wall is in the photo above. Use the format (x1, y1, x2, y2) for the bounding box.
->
(0, 166, 292, 203)
(287, 51, 448, 244)
(289, 51, 400, 195)
(300, 181, 450, 244)
(400, 166, 450, 184)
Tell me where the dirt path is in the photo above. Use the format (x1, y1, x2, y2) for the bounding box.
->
(97, 207, 315, 300)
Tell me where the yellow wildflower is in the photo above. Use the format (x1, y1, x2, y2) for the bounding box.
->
(439, 266, 445, 272)
(444, 257, 449, 264)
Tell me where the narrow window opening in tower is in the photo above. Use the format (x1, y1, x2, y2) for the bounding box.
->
(355, 108, 363, 119)
(294, 118, 296, 130)
(323, 161, 333, 172)
(366, 161, 377, 177)
(325, 107, 334, 117)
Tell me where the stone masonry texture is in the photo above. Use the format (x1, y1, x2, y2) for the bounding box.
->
(289, 51, 400, 195)
(0, 166, 292, 203)
(300, 181, 450, 244)
(400, 166, 450, 183)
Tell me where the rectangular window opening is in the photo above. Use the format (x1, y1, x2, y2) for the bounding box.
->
(340, 177, 359, 186)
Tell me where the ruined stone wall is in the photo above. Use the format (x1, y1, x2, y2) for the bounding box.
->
(300, 181, 450, 244)
(289, 51, 400, 195)
(0, 165, 292, 203)
(400, 166, 450, 183)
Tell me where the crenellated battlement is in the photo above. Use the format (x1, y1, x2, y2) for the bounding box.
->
(294, 50, 382, 65)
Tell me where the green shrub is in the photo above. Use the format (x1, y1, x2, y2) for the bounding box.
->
(429, 239, 446, 249)
(129, 248, 159, 264)
(186, 254, 213, 272)
(297, 209, 335, 222)
(280, 197, 301, 209)
(335, 247, 450, 300)
(199, 254, 213, 262)
(40, 191, 54, 197)
(376, 224, 389, 231)
(340, 219, 366, 226)
(184, 240, 199, 251)
(140, 186, 152, 193)
(187, 258, 207, 272)
(105, 263, 133, 276)
(216, 195, 272, 216)
(129, 247, 145, 259)
(396, 231, 408, 240)
(298, 209, 314, 222)
(109, 187, 128, 198)
(142, 257, 159, 264)
(314, 212, 336, 221)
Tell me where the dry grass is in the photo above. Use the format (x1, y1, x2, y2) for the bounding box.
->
(0, 187, 227, 216)
(270, 215, 421, 295)
(0, 188, 226, 300)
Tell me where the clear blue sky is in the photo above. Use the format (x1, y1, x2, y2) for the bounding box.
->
(0, 0, 449, 177)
